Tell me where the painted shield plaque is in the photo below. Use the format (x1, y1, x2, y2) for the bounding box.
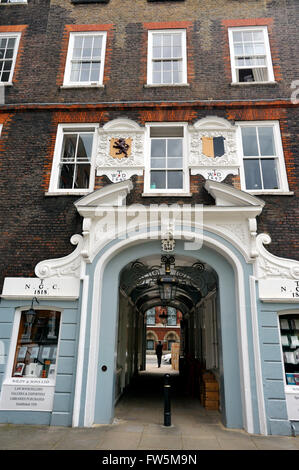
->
(109, 137, 132, 159)
(202, 136, 225, 158)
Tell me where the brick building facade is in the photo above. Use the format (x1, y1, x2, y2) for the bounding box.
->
(0, 0, 298, 436)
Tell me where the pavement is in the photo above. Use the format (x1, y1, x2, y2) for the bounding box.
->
(0, 358, 299, 451)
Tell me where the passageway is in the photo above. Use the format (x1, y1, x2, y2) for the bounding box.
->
(114, 359, 221, 427)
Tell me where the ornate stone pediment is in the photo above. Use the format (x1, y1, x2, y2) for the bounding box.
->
(189, 116, 240, 182)
(96, 118, 145, 183)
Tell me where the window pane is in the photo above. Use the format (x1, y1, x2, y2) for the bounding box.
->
(153, 34, 162, 47)
(241, 127, 259, 155)
(74, 163, 90, 189)
(1, 71, 10, 82)
(233, 31, 242, 42)
(92, 36, 102, 58)
(77, 134, 93, 161)
(62, 135, 77, 162)
(167, 170, 183, 189)
(254, 43, 265, 55)
(146, 340, 154, 350)
(167, 157, 182, 169)
(80, 61, 90, 81)
(243, 31, 253, 42)
(152, 70, 161, 84)
(253, 31, 264, 41)
(70, 62, 80, 82)
(167, 139, 182, 158)
(82, 36, 93, 58)
(151, 139, 166, 158)
(90, 62, 101, 81)
(244, 159, 262, 190)
(261, 158, 278, 189)
(150, 171, 166, 189)
(59, 164, 75, 189)
(258, 127, 275, 156)
(151, 157, 165, 169)
(152, 47, 162, 59)
(244, 44, 254, 55)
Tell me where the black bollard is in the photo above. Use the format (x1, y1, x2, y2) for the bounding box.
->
(164, 373, 171, 426)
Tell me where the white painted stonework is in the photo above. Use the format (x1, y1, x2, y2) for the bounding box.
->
(189, 117, 239, 182)
(96, 118, 145, 181)
(1, 277, 80, 299)
(94, 116, 241, 184)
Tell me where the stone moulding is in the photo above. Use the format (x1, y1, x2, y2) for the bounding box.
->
(189, 116, 239, 182)
(31, 180, 299, 284)
(96, 118, 145, 183)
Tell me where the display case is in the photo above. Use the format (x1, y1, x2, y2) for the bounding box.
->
(279, 315, 299, 386)
(12, 310, 61, 380)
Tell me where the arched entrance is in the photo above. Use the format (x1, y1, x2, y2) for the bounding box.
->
(84, 233, 252, 432)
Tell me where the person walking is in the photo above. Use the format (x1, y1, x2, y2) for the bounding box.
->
(155, 341, 163, 368)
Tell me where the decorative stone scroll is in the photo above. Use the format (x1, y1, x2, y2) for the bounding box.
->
(96, 118, 145, 183)
(188, 117, 240, 182)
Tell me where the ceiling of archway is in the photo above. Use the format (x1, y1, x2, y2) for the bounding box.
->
(120, 255, 218, 314)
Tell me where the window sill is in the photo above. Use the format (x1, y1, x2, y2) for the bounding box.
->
(144, 83, 190, 88)
(0, 2, 27, 5)
(246, 191, 294, 196)
(142, 192, 192, 197)
(230, 81, 277, 86)
(0, 82, 13, 86)
(45, 191, 91, 196)
(60, 84, 104, 89)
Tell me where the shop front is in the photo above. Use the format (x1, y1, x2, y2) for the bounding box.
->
(0, 180, 298, 435)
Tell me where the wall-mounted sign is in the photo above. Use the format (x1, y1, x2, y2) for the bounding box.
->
(109, 137, 132, 159)
(1, 277, 80, 300)
(0, 381, 55, 411)
(202, 136, 225, 158)
(106, 170, 130, 183)
(259, 279, 299, 302)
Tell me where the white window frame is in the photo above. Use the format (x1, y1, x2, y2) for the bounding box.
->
(144, 122, 190, 195)
(3, 306, 63, 387)
(228, 26, 275, 84)
(278, 311, 299, 391)
(63, 31, 107, 87)
(0, 32, 21, 85)
(147, 29, 187, 86)
(0, 0, 27, 4)
(237, 121, 289, 194)
(48, 123, 98, 195)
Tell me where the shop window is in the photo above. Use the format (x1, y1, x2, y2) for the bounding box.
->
(0, 32, 21, 84)
(147, 29, 187, 85)
(63, 31, 107, 87)
(12, 310, 61, 380)
(228, 26, 274, 84)
(145, 124, 189, 194)
(48, 124, 97, 194)
(279, 315, 299, 386)
(237, 121, 289, 193)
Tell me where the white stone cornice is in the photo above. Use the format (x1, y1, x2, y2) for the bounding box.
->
(255, 234, 299, 280)
(204, 180, 265, 208)
(74, 180, 133, 211)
